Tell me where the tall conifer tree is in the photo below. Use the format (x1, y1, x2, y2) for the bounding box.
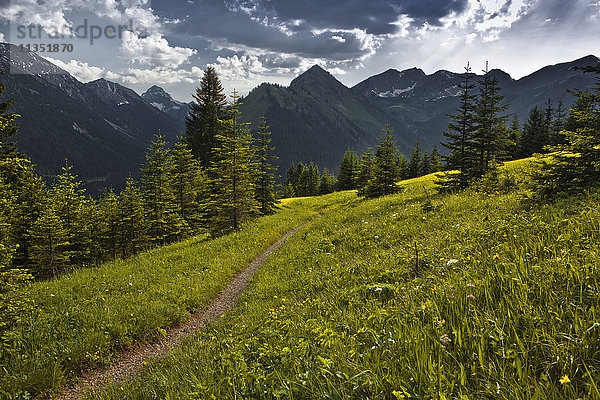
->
(474, 62, 509, 177)
(337, 149, 359, 190)
(207, 92, 258, 233)
(364, 126, 401, 198)
(117, 177, 148, 257)
(141, 136, 187, 245)
(356, 149, 374, 194)
(185, 67, 227, 167)
(172, 139, 204, 228)
(254, 117, 278, 215)
(438, 63, 478, 190)
(517, 106, 548, 157)
(0, 71, 19, 157)
(51, 162, 92, 267)
(28, 203, 70, 277)
(533, 65, 600, 196)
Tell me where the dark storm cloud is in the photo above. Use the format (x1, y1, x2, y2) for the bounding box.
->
(170, 0, 374, 62)
(233, 0, 469, 33)
(168, 0, 469, 63)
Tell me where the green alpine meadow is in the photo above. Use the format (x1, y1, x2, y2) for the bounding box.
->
(2, 2, 600, 398)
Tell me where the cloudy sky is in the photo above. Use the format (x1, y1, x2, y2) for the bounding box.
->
(1, 0, 598, 101)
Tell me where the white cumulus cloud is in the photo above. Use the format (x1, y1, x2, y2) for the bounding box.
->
(119, 31, 197, 69)
(44, 57, 107, 82)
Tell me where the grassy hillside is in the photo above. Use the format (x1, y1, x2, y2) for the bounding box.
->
(88, 159, 600, 399)
(0, 196, 348, 398)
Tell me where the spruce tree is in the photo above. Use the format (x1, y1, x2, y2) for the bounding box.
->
(319, 168, 336, 194)
(0, 71, 19, 157)
(185, 67, 227, 168)
(533, 66, 600, 197)
(550, 100, 567, 145)
(364, 127, 401, 198)
(517, 106, 548, 157)
(285, 162, 299, 191)
(307, 163, 320, 196)
(296, 163, 309, 196)
(253, 117, 278, 215)
(0, 156, 46, 267)
(0, 175, 15, 269)
(428, 146, 443, 173)
(141, 135, 187, 245)
(97, 189, 121, 261)
(172, 139, 204, 228)
(207, 92, 258, 233)
(297, 162, 320, 196)
(356, 149, 374, 194)
(28, 204, 70, 277)
(117, 177, 148, 257)
(407, 141, 422, 178)
(505, 115, 521, 159)
(51, 162, 93, 268)
(438, 63, 478, 191)
(337, 149, 359, 190)
(473, 62, 509, 177)
(1, 175, 32, 335)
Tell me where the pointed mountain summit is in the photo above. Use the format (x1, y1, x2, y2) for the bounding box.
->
(239, 65, 411, 174)
(288, 65, 350, 98)
(141, 85, 190, 121)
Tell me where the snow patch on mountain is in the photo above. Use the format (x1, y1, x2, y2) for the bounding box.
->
(376, 83, 417, 98)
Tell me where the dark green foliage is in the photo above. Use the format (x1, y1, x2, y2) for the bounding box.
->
(518, 106, 548, 157)
(356, 149, 374, 195)
(117, 177, 148, 258)
(438, 63, 510, 191)
(504, 115, 520, 160)
(97, 190, 121, 261)
(407, 141, 423, 178)
(141, 136, 188, 246)
(533, 66, 600, 198)
(550, 100, 567, 145)
(363, 127, 402, 198)
(207, 93, 259, 233)
(473, 64, 509, 177)
(297, 162, 320, 197)
(0, 244, 33, 354)
(427, 145, 443, 174)
(51, 163, 93, 268)
(438, 64, 478, 191)
(336, 149, 359, 190)
(185, 67, 227, 168)
(0, 156, 46, 267)
(0, 71, 19, 157)
(0, 174, 15, 268)
(282, 183, 295, 198)
(284, 162, 300, 191)
(319, 168, 336, 195)
(172, 139, 204, 228)
(28, 203, 70, 277)
(254, 117, 278, 215)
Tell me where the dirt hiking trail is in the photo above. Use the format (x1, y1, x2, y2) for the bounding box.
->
(54, 224, 307, 399)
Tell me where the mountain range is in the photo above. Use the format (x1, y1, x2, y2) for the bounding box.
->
(0, 42, 597, 191)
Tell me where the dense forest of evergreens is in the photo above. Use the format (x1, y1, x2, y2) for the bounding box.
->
(0, 66, 281, 343)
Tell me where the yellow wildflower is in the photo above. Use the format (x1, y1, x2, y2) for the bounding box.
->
(559, 375, 571, 385)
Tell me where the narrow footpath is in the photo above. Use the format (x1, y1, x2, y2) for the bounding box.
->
(55, 224, 307, 400)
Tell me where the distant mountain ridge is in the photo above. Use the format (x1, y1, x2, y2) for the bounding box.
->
(0, 43, 184, 192)
(0, 42, 597, 188)
(239, 55, 598, 173)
